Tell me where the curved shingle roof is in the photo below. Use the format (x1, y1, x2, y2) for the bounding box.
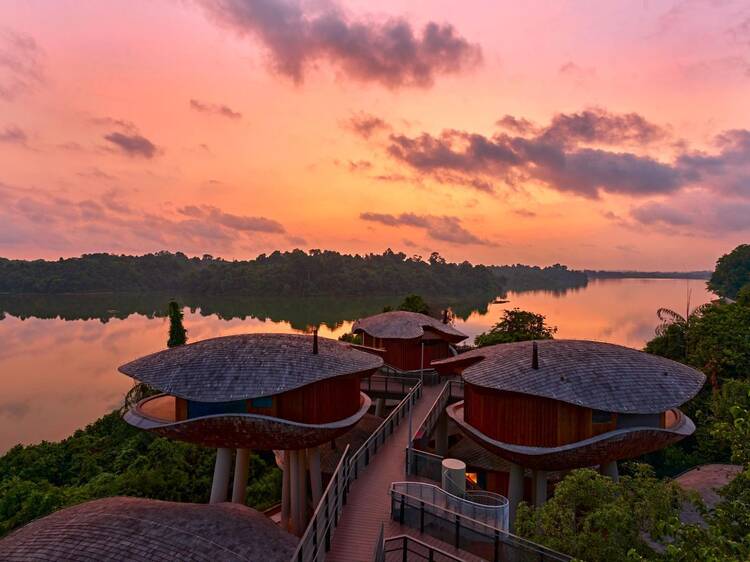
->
(352, 310, 468, 342)
(0, 497, 295, 562)
(433, 339, 705, 414)
(119, 333, 383, 402)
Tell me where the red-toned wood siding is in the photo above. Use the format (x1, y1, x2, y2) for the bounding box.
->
(361, 333, 451, 371)
(464, 383, 596, 446)
(175, 397, 188, 421)
(276, 374, 362, 424)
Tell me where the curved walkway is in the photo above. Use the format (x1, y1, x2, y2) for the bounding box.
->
(327, 383, 484, 562)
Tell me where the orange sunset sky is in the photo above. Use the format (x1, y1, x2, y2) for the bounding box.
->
(1, 0, 749, 269)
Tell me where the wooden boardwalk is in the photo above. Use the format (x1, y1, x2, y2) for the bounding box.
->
(327, 383, 483, 562)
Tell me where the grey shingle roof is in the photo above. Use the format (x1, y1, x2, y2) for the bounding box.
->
(433, 339, 705, 414)
(0, 497, 295, 562)
(119, 333, 383, 402)
(352, 310, 468, 341)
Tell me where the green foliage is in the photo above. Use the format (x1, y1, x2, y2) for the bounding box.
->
(338, 332, 363, 344)
(167, 299, 187, 347)
(708, 244, 750, 299)
(0, 250, 502, 296)
(474, 308, 556, 347)
(737, 284, 750, 306)
(0, 411, 280, 536)
(490, 263, 588, 292)
(397, 294, 430, 314)
(645, 323, 687, 362)
(515, 466, 684, 562)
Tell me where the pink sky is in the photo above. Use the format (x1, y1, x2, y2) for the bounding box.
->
(1, 0, 749, 269)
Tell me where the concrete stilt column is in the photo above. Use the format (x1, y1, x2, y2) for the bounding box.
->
(308, 447, 323, 507)
(508, 463, 524, 531)
(435, 413, 449, 456)
(289, 449, 302, 535)
(375, 397, 386, 418)
(209, 447, 233, 504)
(532, 470, 547, 507)
(281, 450, 291, 531)
(232, 448, 250, 504)
(297, 449, 308, 531)
(601, 460, 619, 483)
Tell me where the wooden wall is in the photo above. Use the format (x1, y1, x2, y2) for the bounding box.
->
(276, 374, 362, 424)
(361, 333, 451, 371)
(464, 383, 597, 447)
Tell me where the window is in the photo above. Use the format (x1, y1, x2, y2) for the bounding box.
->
(592, 409, 614, 424)
(251, 396, 273, 409)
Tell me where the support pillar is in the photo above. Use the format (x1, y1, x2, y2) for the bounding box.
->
(532, 470, 547, 507)
(209, 447, 232, 504)
(290, 449, 302, 535)
(297, 449, 308, 530)
(308, 447, 323, 507)
(231, 448, 250, 504)
(508, 463, 524, 531)
(281, 450, 291, 531)
(601, 460, 619, 483)
(375, 397, 386, 418)
(435, 413, 449, 456)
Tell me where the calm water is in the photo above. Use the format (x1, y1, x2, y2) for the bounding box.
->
(0, 278, 713, 452)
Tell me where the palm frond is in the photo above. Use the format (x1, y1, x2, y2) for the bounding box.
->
(657, 308, 686, 324)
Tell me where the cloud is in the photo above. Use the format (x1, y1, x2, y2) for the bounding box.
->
(496, 115, 536, 135)
(345, 113, 391, 139)
(0, 181, 293, 256)
(189, 98, 242, 119)
(0, 401, 30, 419)
(196, 0, 481, 88)
(540, 108, 667, 146)
(360, 211, 494, 245)
(381, 110, 750, 200)
(178, 204, 285, 233)
(558, 61, 596, 84)
(630, 193, 750, 235)
(0, 125, 27, 145)
(348, 159, 372, 172)
(103, 131, 158, 158)
(0, 28, 43, 101)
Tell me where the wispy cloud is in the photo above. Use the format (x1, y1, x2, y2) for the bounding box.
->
(103, 131, 158, 158)
(0, 28, 43, 101)
(360, 212, 494, 246)
(189, 98, 242, 120)
(0, 125, 28, 146)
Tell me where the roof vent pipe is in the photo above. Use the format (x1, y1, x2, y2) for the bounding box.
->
(312, 327, 319, 355)
(532, 341, 539, 370)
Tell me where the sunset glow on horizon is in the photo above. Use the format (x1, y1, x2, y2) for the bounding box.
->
(1, 0, 749, 269)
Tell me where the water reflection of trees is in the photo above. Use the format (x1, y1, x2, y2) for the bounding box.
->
(0, 292, 502, 330)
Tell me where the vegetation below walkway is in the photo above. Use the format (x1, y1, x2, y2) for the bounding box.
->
(0, 410, 281, 537)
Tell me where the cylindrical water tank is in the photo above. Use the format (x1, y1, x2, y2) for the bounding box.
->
(441, 458, 466, 496)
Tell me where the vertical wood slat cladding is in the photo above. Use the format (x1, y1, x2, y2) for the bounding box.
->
(175, 397, 188, 421)
(464, 383, 595, 446)
(277, 375, 361, 424)
(361, 333, 450, 371)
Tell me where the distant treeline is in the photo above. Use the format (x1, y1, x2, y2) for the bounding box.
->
(585, 270, 712, 280)
(0, 250, 502, 297)
(489, 264, 588, 292)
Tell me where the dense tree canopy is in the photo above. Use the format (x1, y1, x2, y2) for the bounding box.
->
(708, 244, 750, 300)
(0, 250, 502, 296)
(474, 308, 557, 347)
(0, 411, 281, 537)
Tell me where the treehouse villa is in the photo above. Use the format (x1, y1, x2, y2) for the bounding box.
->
(0, 313, 706, 562)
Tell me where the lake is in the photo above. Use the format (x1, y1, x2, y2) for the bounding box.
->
(0, 278, 714, 452)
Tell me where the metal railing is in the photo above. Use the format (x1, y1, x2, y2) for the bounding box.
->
(361, 374, 419, 398)
(390, 487, 571, 562)
(376, 534, 465, 562)
(379, 365, 441, 386)
(391, 481, 509, 531)
(291, 381, 424, 562)
(350, 380, 423, 479)
(291, 445, 351, 562)
(373, 523, 386, 562)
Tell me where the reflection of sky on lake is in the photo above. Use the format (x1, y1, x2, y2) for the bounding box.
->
(0, 278, 714, 452)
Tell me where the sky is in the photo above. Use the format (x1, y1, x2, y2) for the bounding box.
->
(1, 0, 749, 270)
